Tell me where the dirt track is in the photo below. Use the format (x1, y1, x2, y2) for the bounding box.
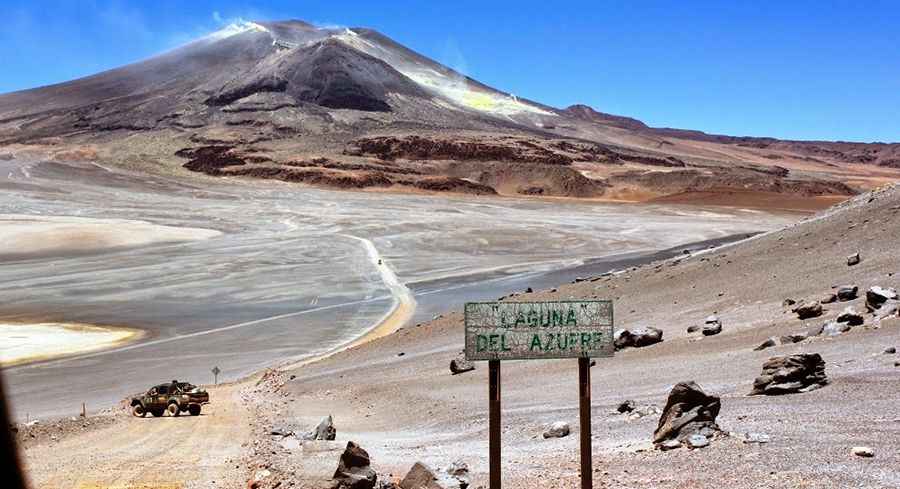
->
(21, 384, 250, 489)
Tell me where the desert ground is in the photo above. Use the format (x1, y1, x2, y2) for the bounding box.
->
(13, 179, 899, 488)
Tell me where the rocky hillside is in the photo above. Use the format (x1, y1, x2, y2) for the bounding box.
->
(0, 19, 896, 204)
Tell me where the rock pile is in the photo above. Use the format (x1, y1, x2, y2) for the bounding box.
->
(749, 354, 828, 395)
(614, 327, 663, 349)
(449, 351, 475, 375)
(333, 442, 377, 489)
(653, 382, 721, 450)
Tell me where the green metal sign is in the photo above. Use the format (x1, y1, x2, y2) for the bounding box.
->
(464, 300, 614, 361)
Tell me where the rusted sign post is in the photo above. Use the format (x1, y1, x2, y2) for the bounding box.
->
(465, 300, 614, 489)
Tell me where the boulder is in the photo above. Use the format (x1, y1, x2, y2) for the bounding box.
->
(836, 307, 864, 326)
(304, 415, 336, 441)
(543, 421, 571, 439)
(749, 354, 828, 395)
(866, 286, 898, 311)
(701, 315, 722, 336)
(652, 382, 721, 445)
(614, 327, 663, 349)
(399, 462, 467, 489)
(449, 351, 475, 375)
(847, 252, 860, 266)
(792, 301, 824, 320)
(836, 285, 858, 301)
(333, 441, 377, 489)
(822, 321, 852, 336)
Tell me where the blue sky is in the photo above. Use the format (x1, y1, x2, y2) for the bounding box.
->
(2, 1, 898, 142)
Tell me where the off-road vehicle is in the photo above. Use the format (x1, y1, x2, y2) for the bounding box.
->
(130, 380, 209, 417)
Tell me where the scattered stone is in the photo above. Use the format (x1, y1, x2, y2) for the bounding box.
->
(749, 354, 828, 395)
(837, 285, 859, 301)
(739, 432, 771, 444)
(702, 315, 722, 336)
(754, 337, 778, 351)
(782, 298, 797, 307)
(543, 421, 571, 439)
(851, 446, 875, 458)
(866, 286, 898, 311)
(874, 300, 900, 320)
(614, 327, 663, 349)
(333, 441, 377, 489)
(820, 293, 838, 304)
(847, 252, 861, 266)
(444, 460, 470, 488)
(792, 301, 824, 320)
(884, 347, 897, 354)
(449, 351, 475, 375)
(836, 307, 865, 326)
(895, 361, 900, 367)
(686, 434, 710, 449)
(524, 287, 533, 294)
(822, 321, 852, 336)
(653, 381, 721, 445)
(686, 325, 701, 333)
(616, 400, 635, 413)
(779, 333, 807, 344)
(303, 415, 336, 441)
(658, 439, 682, 451)
(400, 461, 467, 489)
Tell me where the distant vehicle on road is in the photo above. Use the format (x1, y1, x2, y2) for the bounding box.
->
(130, 380, 209, 417)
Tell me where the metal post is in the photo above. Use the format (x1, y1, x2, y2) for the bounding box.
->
(489, 360, 501, 489)
(81, 402, 86, 418)
(578, 357, 593, 489)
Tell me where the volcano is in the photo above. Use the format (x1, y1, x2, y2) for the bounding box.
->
(1, 19, 897, 204)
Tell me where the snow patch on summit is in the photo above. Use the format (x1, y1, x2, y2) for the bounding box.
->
(206, 21, 270, 41)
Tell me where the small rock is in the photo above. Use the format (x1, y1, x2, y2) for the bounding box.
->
(836, 307, 864, 326)
(820, 293, 838, 304)
(851, 446, 875, 458)
(524, 287, 533, 293)
(866, 286, 898, 311)
(837, 285, 859, 301)
(658, 439, 682, 451)
(303, 415, 336, 441)
(783, 298, 797, 307)
(614, 327, 663, 349)
(792, 301, 824, 320)
(616, 400, 635, 413)
(686, 434, 709, 449)
(822, 321, 852, 336)
(449, 351, 475, 375)
(874, 300, 900, 320)
(543, 421, 571, 439)
(847, 252, 860, 266)
(754, 337, 778, 351)
(884, 347, 897, 354)
(702, 315, 722, 336)
(779, 333, 807, 344)
(740, 432, 771, 444)
(686, 325, 701, 333)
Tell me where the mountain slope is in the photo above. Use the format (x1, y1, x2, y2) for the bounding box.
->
(0, 19, 896, 206)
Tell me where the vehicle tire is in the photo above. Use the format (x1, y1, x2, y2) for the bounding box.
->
(167, 403, 180, 417)
(188, 404, 201, 416)
(131, 404, 146, 417)
(151, 409, 164, 417)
